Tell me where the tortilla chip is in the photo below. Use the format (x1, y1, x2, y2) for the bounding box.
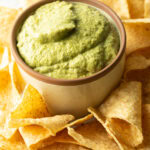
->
(53, 114, 93, 145)
(125, 49, 150, 104)
(17, 114, 92, 149)
(0, 65, 21, 139)
(88, 108, 135, 150)
(10, 84, 50, 119)
(127, 0, 144, 18)
(88, 81, 143, 147)
(68, 120, 119, 150)
(18, 114, 74, 150)
(0, 7, 20, 45)
(123, 20, 150, 55)
(9, 115, 74, 135)
(42, 143, 88, 150)
(9, 62, 26, 95)
(144, 0, 150, 18)
(8, 83, 75, 149)
(0, 131, 27, 150)
(19, 125, 53, 150)
(99, 0, 130, 19)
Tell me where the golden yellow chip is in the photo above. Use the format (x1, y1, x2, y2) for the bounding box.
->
(19, 125, 53, 150)
(10, 84, 50, 119)
(0, 7, 20, 45)
(9, 62, 26, 95)
(0, 65, 21, 139)
(127, 0, 144, 18)
(42, 143, 88, 150)
(9, 115, 74, 136)
(68, 120, 119, 150)
(99, 0, 130, 19)
(7, 77, 75, 149)
(88, 81, 143, 148)
(18, 114, 74, 150)
(0, 131, 27, 150)
(123, 20, 150, 55)
(144, 0, 150, 18)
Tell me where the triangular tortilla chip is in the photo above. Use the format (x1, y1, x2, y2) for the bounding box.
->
(9, 62, 26, 95)
(10, 84, 50, 119)
(68, 120, 119, 150)
(17, 114, 92, 149)
(0, 65, 21, 139)
(8, 114, 91, 149)
(19, 126, 53, 150)
(144, 0, 150, 18)
(9, 115, 74, 136)
(88, 81, 143, 148)
(127, 0, 144, 18)
(18, 114, 74, 150)
(0, 131, 27, 150)
(42, 143, 88, 150)
(124, 49, 150, 104)
(123, 20, 150, 55)
(8, 83, 75, 149)
(0, 7, 20, 45)
(99, 0, 130, 19)
(88, 108, 135, 150)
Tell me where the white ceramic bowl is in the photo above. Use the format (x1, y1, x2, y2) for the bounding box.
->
(11, 0, 126, 118)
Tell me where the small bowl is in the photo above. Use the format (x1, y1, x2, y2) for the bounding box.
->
(11, 0, 126, 117)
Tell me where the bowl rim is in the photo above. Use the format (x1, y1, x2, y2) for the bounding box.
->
(10, 0, 126, 86)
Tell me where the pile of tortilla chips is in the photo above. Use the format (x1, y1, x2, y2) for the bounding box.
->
(0, 0, 150, 149)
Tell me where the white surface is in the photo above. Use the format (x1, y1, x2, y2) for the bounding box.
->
(0, 0, 25, 8)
